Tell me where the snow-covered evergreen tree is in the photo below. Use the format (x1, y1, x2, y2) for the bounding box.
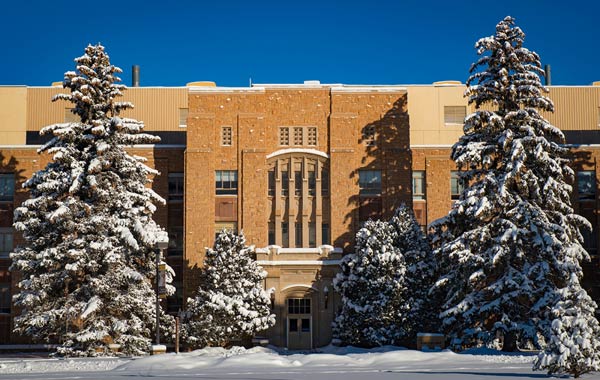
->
(184, 230, 275, 348)
(389, 205, 438, 338)
(430, 16, 594, 350)
(10, 44, 174, 356)
(333, 219, 408, 347)
(534, 273, 600, 377)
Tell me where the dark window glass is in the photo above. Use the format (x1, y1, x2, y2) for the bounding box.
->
(287, 298, 311, 314)
(295, 170, 302, 196)
(268, 223, 275, 245)
(0, 284, 10, 314)
(450, 171, 465, 200)
(268, 170, 275, 196)
(308, 171, 316, 196)
(282, 222, 289, 248)
(321, 170, 329, 196)
(322, 223, 330, 245)
(295, 223, 302, 247)
(216, 170, 238, 195)
(578, 171, 596, 201)
(301, 318, 310, 332)
(412, 171, 425, 200)
(0, 174, 15, 202)
(289, 318, 298, 332)
(359, 170, 382, 196)
(168, 173, 184, 202)
(309, 223, 316, 247)
(281, 171, 289, 196)
(167, 226, 183, 256)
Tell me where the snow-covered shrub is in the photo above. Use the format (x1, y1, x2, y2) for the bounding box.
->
(10, 44, 174, 356)
(184, 230, 275, 348)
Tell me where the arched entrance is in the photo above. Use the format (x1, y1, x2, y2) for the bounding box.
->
(284, 285, 316, 350)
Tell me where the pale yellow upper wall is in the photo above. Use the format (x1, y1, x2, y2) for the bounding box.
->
(0, 86, 27, 145)
(407, 84, 600, 146)
(25, 87, 188, 132)
(407, 84, 470, 146)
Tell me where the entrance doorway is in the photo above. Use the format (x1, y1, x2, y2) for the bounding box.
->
(286, 298, 312, 350)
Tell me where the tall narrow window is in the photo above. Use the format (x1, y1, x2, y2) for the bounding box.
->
(321, 169, 329, 196)
(281, 171, 289, 196)
(221, 126, 232, 146)
(268, 223, 275, 245)
(308, 170, 316, 196)
(279, 127, 290, 146)
(179, 108, 189, 127)
(281, 222, 289, 248)
(0, 284, 9, 314)
(216, 170, 238, 195)
(322, 223, 330, 245)
(450, 171, 464, 200)
(578, 171, 596, 201)
(309, 223, 316, 247)
(307, 127, 317, 146)
(294, 170, 302, 196)
(0, 174, 14, 202)
(295, 223, 302, 247)
(293, 127, 303, 145)
(268, 169, 276, 196)
(0, 228, 12, 259)
(359, 170, 382, 196)
(444, 106, 466, 125)
(168, 173, 184, 202)
(412, 171, 425, 200)
(167, 226, 183, 256)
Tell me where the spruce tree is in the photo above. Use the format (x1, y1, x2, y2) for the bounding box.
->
(333, 219, 408, 347)
(389, 205, 438, 339)
(430, 16, 594, 351)
(10, 44, 173, 356)
(184, 230, 275, 348)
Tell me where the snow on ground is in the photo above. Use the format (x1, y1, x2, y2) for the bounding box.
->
(0, 345, 594, 379)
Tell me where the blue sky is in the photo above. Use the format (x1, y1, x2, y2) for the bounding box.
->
(1, 0, 598, 87)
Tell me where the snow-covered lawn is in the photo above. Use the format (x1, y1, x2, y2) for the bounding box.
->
(0, 345, 580, 380)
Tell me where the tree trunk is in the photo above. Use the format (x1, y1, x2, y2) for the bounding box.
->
(502, 330, 518, 352)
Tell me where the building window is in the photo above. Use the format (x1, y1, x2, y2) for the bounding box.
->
(268, 170, 276, 196)
(359, 170, 382, 196)
(64, 108, 78, 123)
(413, 171, 426, 200)
(322, 223, 330, 245)
(578, 171, 596, 201)
(221, 126, 232, 146)
(451, 171, 465, 200)
(0, 228, 12, 259)
(0, 284, 9, 314)
(308, 170, 316, 196)
(281, 171, 289, 196)
(295, 223, 302, 247)
(363, 124, 376, 146)
(279, 127, 290, 146)
(282, 222, 289, 248)
(288, 298, 311, 314)
(179, 108, 188, 127)
(216, 170, 238, 195)
(307, 127, 317, 146)
(321, 170, 329, 196)
(444, 106, 466, 125)
(294, 170, 302, 196)
(309, 223, 316, 247)
(268, 223, 275, 245)
(168, 173, 184, 202)
(293, 127, 304, 146)
(167, 226, 183, 256)
(0, 174, 14, 203)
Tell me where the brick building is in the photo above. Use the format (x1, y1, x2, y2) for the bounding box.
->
(0, 81, 599, 349)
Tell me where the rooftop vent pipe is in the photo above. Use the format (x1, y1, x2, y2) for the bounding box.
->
(132, 65, 140, 87)
(544, 64, 551, 86)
